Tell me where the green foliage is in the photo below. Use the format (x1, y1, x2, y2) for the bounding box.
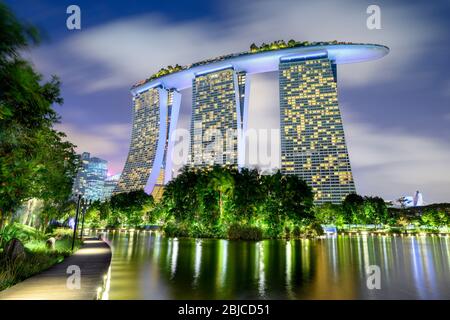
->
(0, 3, 77, 230)
(420, 208, 449, 229)
(146, 64, 184, 82)
(248, 39, 345, 53)
(302, 222, 325, 238)
(84, 191, 154, 229)
(342, 194, 389, 226)
(51, 227, 73, 240)
(109, 190, 154, 228)
(157, 166, 314, 239)
(315, 203, 345, 227)
(0, 237, 80, 291)
(0, 223, 45, 248)
(227, 224, 263, 241)
(292, 226, 301, 238)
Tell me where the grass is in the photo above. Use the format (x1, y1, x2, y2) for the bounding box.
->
(0, 226, 81, 292)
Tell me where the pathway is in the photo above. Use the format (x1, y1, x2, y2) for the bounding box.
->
(0, 238, 111, 300)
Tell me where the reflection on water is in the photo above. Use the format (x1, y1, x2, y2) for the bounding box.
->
(103, 231, 450, 299)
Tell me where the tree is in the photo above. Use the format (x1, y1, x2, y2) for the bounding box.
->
(232, 168, 263, 225)
(109, 190, 154, 228)
(288, 39, 296, 47)
(208, 165, 234, 224)
(343, 193, 365, 224)
(0, 3, 74, 231)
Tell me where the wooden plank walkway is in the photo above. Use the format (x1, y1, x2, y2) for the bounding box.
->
(0, 238, 111, 300)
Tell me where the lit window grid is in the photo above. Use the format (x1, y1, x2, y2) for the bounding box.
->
(116, 88, 161, 192)
(279, 58, 355, 204)
(190, 68, 240, 167)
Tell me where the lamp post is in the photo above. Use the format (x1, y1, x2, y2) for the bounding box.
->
(72, 194, 82, 251)
(80, 200, 91, 241)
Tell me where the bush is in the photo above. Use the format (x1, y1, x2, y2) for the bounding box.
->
(51, 228, 73, 240)
(292, 226, 301, 238)
(284, 226, 291, 239)
(0, 223, 46, 248)
(302, 222, 325, 238)
(227, 224, 263, 241)
(0, 237, 80, 291)
(163, 221, 188, 238)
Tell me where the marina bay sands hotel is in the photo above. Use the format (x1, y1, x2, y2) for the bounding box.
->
(114, 41, 389, 204)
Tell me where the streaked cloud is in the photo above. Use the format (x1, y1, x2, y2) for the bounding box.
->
(31, 0, 442, 93)
(344, 119, 450, 203)
(54, 122, 130, 174)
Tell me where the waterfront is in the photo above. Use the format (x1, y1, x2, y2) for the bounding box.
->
(102, 231, 450, 299)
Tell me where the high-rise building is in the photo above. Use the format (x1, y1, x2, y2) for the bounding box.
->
(116, 42, 389, 203)
(115, 85, 181, 196)
(279, 54, 355, 203)
(72, 152, 108, 201)
(190, 67, 245, 167)
(102, 173, 121, 200)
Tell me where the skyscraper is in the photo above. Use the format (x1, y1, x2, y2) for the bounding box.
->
(279, 54, 355, 203)
(116, 42, 388, 203)
(101, 173, 121, 200)
(72, 152, 108, 201)
(190, 67, 245, 167)
(115, 85, 181, 196)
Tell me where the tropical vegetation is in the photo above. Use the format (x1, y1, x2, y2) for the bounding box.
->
(0, 2, 80, 291)
(0, 223, 81, 291)
(80, 166, 450, 239)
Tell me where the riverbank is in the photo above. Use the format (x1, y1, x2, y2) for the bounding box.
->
(89, 226, 450, 241)
(0, 238, 111, 300)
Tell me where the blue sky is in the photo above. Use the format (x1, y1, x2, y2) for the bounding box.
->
(6, 0, 450, 203)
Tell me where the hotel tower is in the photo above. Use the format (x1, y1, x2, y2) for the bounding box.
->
(115, 42, 388, 203)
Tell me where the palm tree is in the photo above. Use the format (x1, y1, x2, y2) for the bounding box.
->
(208, 165, 234, 222)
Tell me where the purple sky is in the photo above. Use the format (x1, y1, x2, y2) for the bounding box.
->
(8, 0, 450, 203)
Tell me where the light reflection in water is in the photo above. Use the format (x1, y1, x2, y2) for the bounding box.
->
(193, 239, 202, 287)
(102, 232, 450, 300)
(221, 240, 228, 287)
(257, 241, 265, 298)
(285, 241, 293, 298)
(170, 238, 179, 279)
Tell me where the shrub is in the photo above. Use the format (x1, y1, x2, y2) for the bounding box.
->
(51, 228, 73, 240)
(227, 224, 263, 241)
(0, 237, 80, 291)
(292, 226, 301, 238)
(163, 221, 188, 238)
(302, 222, 325, 238)
(0, 223, 46, 248)
(284, 226, 291, 239)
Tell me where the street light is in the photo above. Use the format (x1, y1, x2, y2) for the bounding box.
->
(80, 199, 91, 241)
(72, 194, 82, 251)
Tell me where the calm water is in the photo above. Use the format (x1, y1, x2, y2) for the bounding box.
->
(101, 231, 450, 299)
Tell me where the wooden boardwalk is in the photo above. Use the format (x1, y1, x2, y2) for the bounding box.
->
(0, 238, 111, 300)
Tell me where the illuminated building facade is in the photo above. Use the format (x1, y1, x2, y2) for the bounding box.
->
(72, 152, 108, 201)
(279, 54, 355, 203)
(116, 43, 388, 203)
(190, 67, 246, 167)
(115, 85, 181, 196)
(102, 173, 121, 200)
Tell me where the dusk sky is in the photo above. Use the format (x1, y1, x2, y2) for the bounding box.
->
(6, 0, 450, 203)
